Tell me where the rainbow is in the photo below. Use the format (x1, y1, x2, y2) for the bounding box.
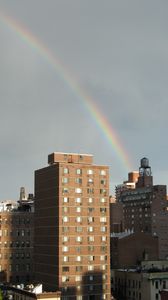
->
(0, 10, 132, 171)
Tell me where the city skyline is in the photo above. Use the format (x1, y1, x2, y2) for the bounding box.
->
(0, 1, 168, 199)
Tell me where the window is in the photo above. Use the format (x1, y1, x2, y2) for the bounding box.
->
(100, 170, 106, 175)
(88, 245, 94, 252)
(76, 236, 82, 242)
(63, 188, 69, 194)
(4, 229, 8, 236)
(101, 264, 106, 270)
(76, 266, 83, 272)
(62, 246, 69, 252)
(62, 266, 69, 272)
(25, 218, 30, 224)
(87, 188, 94, 194)
(100, 189, 107, 195)
(63, 168, 69, 174)
(62, 227, 69, 233)
(62, 276, 69, 282)
(63, 197, 69, 203)
(101, 236, 107, 242)
(63, 236, 69, 243)
(88, 178, 93, 184)
(75, 188, 82, 194)
(63, 256, 69, 262)
(26, 241, 30, 247)
(76, 216, 82, 223)
(88, 226, 94, 232)
(88, 255, 94, 261)
(88, 216, 94, 223)
(102, 274, 107, 280)
(76, 256, 82, 262)
(87, 169, 93, 175)
(88, 265, 94, 271)
(76, 227, 83, 233)
(100, 217, 107, 223)
(62, 177, 68, 184)
(76, 178, 82, 184)
(88, 236, 94, 242)
(100, 207, 107, 213)
(63, 206, 69, 213)
(76, 198, 82, 204)
(76, 169, 82, 175)
(76, 246, 81, 253)
(63, 216, 69, 223)
(76, 207, 81, 213)
(88, 207, 94, 213)
(100, 179, 106, 185)
(16, 264, 19, 272)
(26, 264, 30, 271)
(101, 245, 107, 252)
(26, 253, 30, 259)
(100, 255, 107, 261)
(101, 226, 107, 232)
(100, 198, 106, 203)
(75, 275, 82, 282)
(88, 197, 93, 203)
(89, 275, 94, 281)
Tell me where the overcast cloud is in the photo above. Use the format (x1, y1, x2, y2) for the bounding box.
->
(0, 0, 168, 199)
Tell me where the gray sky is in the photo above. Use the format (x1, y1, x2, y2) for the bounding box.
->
(0, 0, 168, 199)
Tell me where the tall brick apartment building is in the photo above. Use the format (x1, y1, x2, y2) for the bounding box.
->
(116, 157, 168, 259)
(34, 152, 111, 300)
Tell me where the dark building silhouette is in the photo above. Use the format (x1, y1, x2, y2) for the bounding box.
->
(116, 158, 168, 259)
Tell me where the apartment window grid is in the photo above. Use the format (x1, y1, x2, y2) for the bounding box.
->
(38, 159, 109, 287)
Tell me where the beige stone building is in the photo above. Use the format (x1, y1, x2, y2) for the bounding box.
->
(111, 260, 168, 300)
(34, 152, 111, 299)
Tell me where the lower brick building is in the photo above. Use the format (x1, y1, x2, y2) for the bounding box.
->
(110, 231, 159, 269)
(0, 194, 34, 284)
